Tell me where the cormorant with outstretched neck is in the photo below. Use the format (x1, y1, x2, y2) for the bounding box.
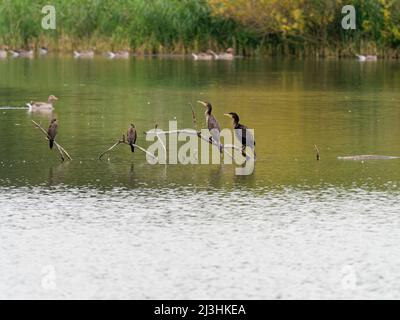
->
(127, 124, 137, 153)
(47, 118, 58, 149)
(224, 112, 256, 158)
(197, 100, 222, 152)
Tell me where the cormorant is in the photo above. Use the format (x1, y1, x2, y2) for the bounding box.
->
(224, 112, 256, 158)
(127, 124, 137, 153)
(197, 100, 222, 152)
(47, 118, 58, 149)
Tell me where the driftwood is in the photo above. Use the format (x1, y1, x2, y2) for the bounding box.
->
(31, 120, 72, 162)
(338, 155, 400, 161)
(98, 135, 158, 161)
(144, 129, 244, 160)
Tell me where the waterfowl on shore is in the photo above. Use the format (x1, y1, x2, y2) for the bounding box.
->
(356, 54, 377, 61)
(197, 100, 222, 152)
(39, 47, 48, 55)
(47, 118, 58, 149)
(213, 48, 235, 60)
(10, 49, 34, 58)
(192, 50, 214, 61)
(127, 124, 137, 153)
(74, 50, 94, 58)
(224, 112, 256, 158)
(0, 50, 7, 58)
(107, 51, 129, 59)
(27, 95, 59, 111)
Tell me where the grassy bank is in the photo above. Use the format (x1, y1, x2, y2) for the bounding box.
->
(0, 0, 399, 57)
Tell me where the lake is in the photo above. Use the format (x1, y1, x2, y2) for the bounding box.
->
(1, 56, 400, 299)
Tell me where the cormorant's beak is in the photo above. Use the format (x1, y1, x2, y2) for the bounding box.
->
(197, 100, 208, 108)
(224, 113, 232, 118)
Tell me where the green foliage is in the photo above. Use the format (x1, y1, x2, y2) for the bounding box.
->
(0, 0, 399, 56)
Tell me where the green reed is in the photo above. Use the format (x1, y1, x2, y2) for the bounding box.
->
(0, 0, 399, 57)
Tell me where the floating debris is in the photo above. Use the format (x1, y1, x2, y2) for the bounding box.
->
(338, 155, 400, 161)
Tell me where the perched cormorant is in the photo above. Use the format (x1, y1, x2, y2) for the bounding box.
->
(47, 118, 58, 149)
(197, 101, 222, 152)
(127, 124, 137, 153)
(224, 112, 256, 157)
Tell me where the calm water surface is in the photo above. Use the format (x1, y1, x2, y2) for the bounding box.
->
(0, 57, 400, 299)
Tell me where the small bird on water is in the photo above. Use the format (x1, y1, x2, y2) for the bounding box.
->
(47, 118, 58, 149)
(127, 124, 137, 152)
(224, 112, 256, 158)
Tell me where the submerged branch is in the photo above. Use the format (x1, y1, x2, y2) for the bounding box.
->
(314, 144, 320, 161)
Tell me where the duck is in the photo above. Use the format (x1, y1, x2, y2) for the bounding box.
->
(127, 124, 137, 152)
(192, 50, 215, 61)
(224, 112, 256, 158)
(27, 95, 59, 111)
(74, 50, 94, 58)
(197, 100, 222, 152)
(107, 51, 130, 59)
(356, 54, 377, 61)
(47, 118, 58, 149)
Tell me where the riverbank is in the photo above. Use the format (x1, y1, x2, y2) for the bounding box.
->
(1, 0, 400, 58)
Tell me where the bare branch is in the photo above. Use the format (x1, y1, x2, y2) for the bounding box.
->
(31, 120, 72, 161)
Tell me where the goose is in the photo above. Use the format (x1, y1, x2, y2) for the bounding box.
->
(47, 118, 58, 149)
(192, 50, 214, 61)
(27, 95, 59, 111)
(107, 51, 129, 59)
(39, 47, 48, 55)
(10, 49, 34, 58)
(197, 100, 222, 152)
(224, 112, 256, 158)
(356, 54, 377, 61)
(214, 48, 235, 60)
(74, 50, 94, 58)
(127, 124, 137, 153)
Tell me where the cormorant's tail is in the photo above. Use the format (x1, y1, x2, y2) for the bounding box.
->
(130, 144, 135, 153)
(49, 139, 54, 149)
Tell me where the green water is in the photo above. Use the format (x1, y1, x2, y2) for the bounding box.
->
(2, 57, 400, 299)
(1, 57, 399, 190)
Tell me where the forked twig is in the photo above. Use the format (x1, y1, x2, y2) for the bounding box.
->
(189, 102, 198, 131)
(31, 120, 72, 161)
(98, 135, 158, 161)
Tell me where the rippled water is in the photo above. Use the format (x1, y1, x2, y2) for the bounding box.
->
(1, 57, 400, 299)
